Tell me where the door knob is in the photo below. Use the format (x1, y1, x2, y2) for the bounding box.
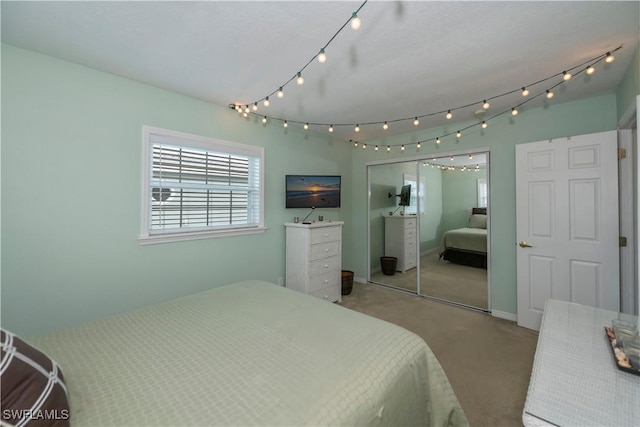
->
(519, 241, 533, 248)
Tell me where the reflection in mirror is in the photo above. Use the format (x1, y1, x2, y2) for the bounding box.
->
(368, 161, 419, 293)
(367, 152, 490, 311)
(418, 153, 489, 311)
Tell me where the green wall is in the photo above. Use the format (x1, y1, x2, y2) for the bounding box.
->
(349, 93, 619, 316)
(1, 45, 353, 336)
(3, 43, 637, 335)
(617, 46, 640, 121)
(441, 167, 487, 232)
(418, 165, 444, 253)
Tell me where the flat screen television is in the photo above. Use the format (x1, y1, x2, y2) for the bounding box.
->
(286, 175, 341, 208)
(399, 184, 411, 206)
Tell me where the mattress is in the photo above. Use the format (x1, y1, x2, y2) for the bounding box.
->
(441, 227, 487, 254)
(28, 280, 467, 426)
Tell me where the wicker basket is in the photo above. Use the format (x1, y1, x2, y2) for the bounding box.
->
(341, 270, 354, 295)
(380, 256, 397, 275)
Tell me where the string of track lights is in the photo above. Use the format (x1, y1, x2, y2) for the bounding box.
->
(229, 2, 622, 151)
(230, 0, 368, 115)
(421, 162, 482, 172)
(421, 153, 484, 172)
(365, 153, 484, 172)
(349, 45, 621, 152)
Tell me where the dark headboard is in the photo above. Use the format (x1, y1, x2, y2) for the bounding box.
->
(472, 207, 487, 215)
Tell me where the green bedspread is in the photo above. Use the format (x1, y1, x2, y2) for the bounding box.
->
(29, 280, 467, 426)
(441, 227, 487, 254)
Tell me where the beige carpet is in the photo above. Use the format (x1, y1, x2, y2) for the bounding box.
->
(338, 281, 538, 427)
(370, 251, 488, 309)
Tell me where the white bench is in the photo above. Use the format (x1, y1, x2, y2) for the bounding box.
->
(523, 299, 639, 426)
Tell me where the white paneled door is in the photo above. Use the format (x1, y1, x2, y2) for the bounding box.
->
(516, 131, 620, 330)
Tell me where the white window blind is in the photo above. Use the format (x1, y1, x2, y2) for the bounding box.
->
(140, 127, 265, 244)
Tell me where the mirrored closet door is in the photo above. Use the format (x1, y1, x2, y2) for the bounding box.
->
(368, 160, 419, 293)
(367, 151, 490, 311)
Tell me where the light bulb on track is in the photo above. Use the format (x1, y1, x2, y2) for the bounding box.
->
(350, 12, 361, 30)
(317, 48, 327, 63)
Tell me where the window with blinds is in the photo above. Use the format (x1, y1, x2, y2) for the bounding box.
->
(403, 173, 426, 215)
(140, 126, 265, 244)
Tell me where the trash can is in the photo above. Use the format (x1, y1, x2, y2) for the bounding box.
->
(380, 256, 398, 275)
(341, 270, 354, 295)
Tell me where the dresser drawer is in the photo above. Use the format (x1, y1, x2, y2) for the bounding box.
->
(310, 226, 341, 244)
(404, 227, 416, 241)
(310, 284, 341, 302)
(310, 241, 340, 261)
(405, 236, 416, 249)
(405, 250, 417, 268)
(403, 218, 417, 229)
(309, 271, 339, 293)
(310, 256, 340, 276)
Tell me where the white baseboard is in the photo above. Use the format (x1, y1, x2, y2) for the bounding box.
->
(354, 275, 367, 283)
(492, 310, 517, 322)
(421, 247, 440, 256)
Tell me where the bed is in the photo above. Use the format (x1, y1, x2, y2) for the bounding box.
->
(439, 208, 487, 269)
(2, 280, 467, 427)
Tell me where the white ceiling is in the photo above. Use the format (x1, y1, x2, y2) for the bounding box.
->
(2, 1, 639, 142)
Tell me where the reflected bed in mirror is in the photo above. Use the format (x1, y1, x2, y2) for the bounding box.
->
(439, 208, 488, 269)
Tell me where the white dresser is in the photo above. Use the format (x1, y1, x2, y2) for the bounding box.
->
(285, 221, 343, 302)
(384, 215, 417, 273)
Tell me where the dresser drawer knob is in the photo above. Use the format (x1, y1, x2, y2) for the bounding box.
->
(324, 233, 329, 237)
(324, 264, 329, 268)
(324, 248, 329, 252)
(324, 279, 329, 283)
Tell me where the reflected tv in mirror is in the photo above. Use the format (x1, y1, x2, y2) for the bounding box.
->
(286, 175, 341, 208)
(399, 184, 411, 206)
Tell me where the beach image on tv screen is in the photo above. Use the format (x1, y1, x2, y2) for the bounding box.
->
(286, 175, 341, 208)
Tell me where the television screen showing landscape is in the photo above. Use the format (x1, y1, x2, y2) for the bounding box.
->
(286, 175, 341, 208)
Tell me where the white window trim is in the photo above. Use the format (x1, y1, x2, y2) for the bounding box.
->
(477, 178, 488, 208)
(139, 126, 266, 245)
(403, 173, 426, 215)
